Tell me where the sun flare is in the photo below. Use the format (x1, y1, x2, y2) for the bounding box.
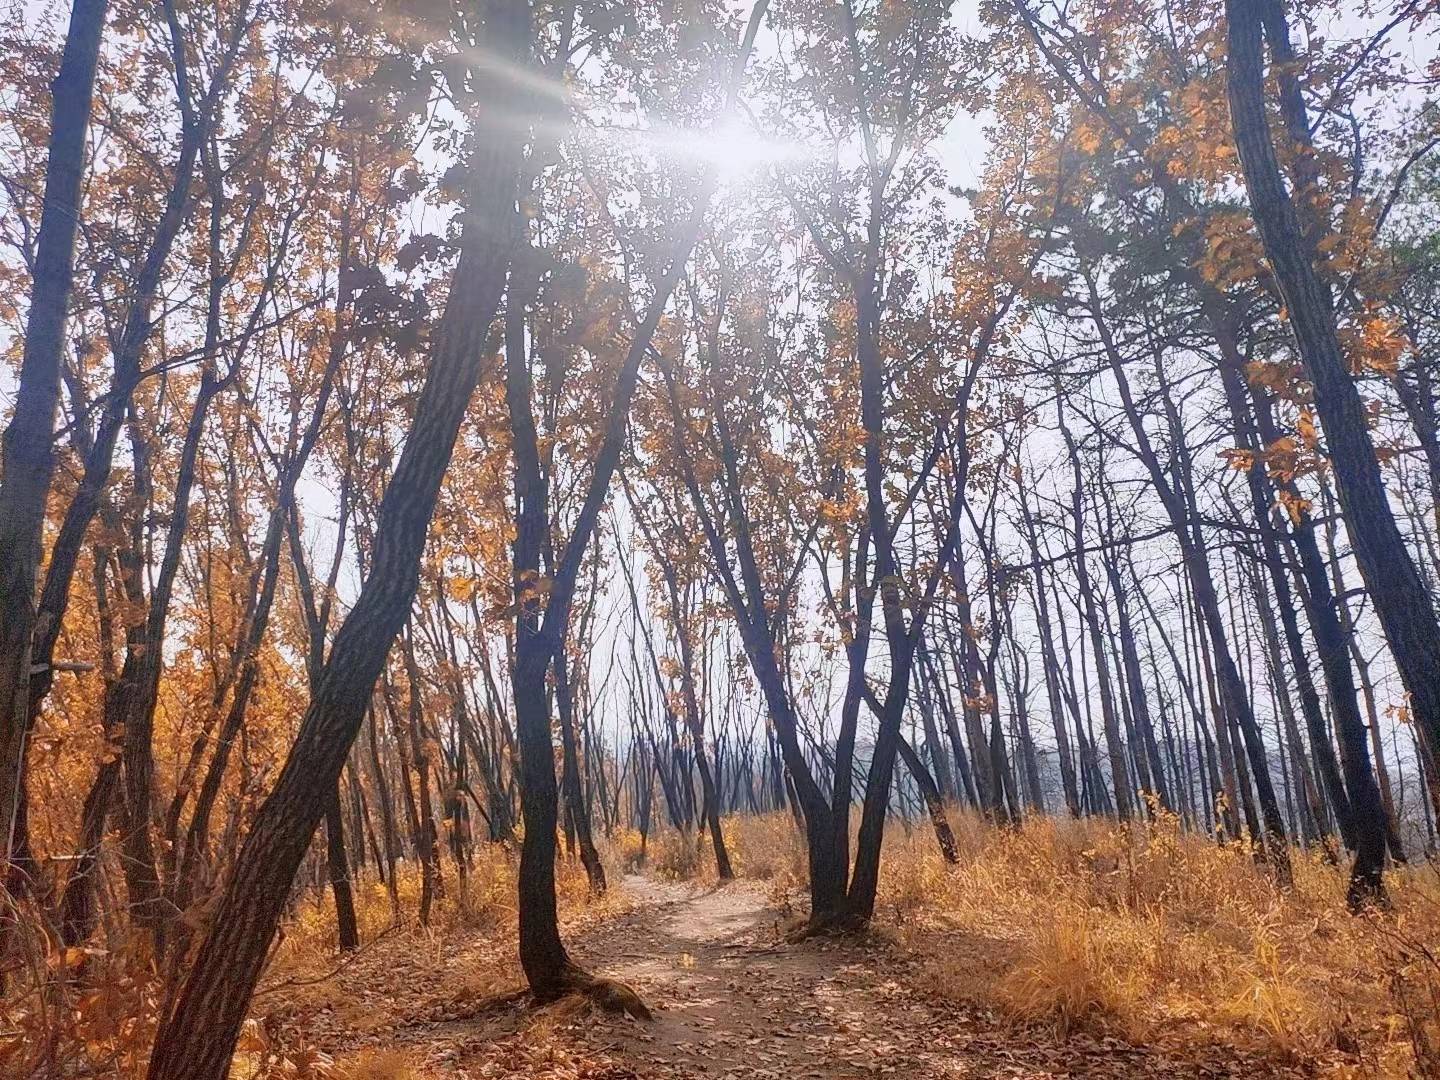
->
(670, 117, 811, 180)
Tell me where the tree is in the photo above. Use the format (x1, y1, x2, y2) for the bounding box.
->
(502, 0, 769, 1006)
(1225, 0, 1440, 900)
(145, 4, 531, 1074)
(0, 0, 107, 875)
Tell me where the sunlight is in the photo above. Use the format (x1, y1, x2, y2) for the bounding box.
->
(669, 117, 812, 181)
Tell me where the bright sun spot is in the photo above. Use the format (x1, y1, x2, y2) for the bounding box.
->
(670, 118, 812, 181)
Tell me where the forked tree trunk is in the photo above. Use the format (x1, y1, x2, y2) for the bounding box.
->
(630, 520, 733, 880)
(1090, 291, 1291, 881)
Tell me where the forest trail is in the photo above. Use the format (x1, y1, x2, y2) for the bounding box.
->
(302, 875, 1301, 1079)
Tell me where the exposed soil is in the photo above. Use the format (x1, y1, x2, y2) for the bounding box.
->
(275, 875, 1305, 1078)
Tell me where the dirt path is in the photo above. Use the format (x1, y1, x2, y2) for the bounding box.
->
(325, 875, 1298, 1079)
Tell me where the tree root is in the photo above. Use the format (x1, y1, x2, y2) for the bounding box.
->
(579, 974, 654, 1020)
(787, 910, 868, 942)
(543, 963, 653, 1021)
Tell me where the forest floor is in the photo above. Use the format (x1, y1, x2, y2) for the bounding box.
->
(265, 874, 1309, 1079)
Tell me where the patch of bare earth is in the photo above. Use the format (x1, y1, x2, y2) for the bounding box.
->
(277, 876, 1306, 1078)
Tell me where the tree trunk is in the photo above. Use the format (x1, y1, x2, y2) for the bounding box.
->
(144, 7, 527, 1070)
(1058, 405, 1132, 820)
(0, 0, 107, 872)
(325, 784, 359, 952)
(1227, 0, 1440, 838)
(1017, 484, 1081, 817)
(555, 652, 607, 894)
(367, 705, 401, 914)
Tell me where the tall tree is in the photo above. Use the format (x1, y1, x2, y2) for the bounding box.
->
(0, 0, 107, 873)
(1225, 0, 1440, 891)
(145, 4, 531, 1074)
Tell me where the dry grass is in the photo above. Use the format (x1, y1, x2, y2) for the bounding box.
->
(328, 1048, 432, 1079)
(10, 812, 1439, 1077)
(665, 809, 1440, 1076)
(279, 844, 533, 966)
(635, 815, 809, 919)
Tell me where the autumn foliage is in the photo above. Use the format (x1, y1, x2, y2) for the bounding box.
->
(4, 0, 1440, 1077)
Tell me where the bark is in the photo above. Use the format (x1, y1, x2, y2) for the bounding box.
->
(952, 568, 999, 814)
(918, 637, 978, 807)
(624, 493, 733, 875)
(1004, 636, 1045, 813)
(645, 539, 734, 879)
(115, 415, 166, 952)
(897, 735, 959, 862)
(1227, 0, 1440, 841)
(401, 639, 443, 923)
(144, 6, 527, 1071)
(0, 0, 107, 871)
(325, 784, 359, 952)
(555, 651, 607, 894)
(1316, 486, 1409, 871)
(366, 705, 401, 914)
(859, 681, 959, 863)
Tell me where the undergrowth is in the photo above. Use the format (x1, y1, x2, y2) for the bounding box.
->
(0, 846, 614, 1078)
(8, 812, 1438, 1077)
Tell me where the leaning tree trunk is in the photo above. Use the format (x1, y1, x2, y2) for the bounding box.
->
(896, 734, 959, 863)
(0, 0, 107, 872)
(144, 8, 528, 1073)
(1247, 388, 1389, 903)
(1227, 0, 1440, 827)
(19, 7, 243, 840)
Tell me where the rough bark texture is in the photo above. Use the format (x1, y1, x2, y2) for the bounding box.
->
(325, 784, 359, 952)
(1227, 0, 1440, 827)
(144, 8, 527, 1072)
(0, 0, 107, 870)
